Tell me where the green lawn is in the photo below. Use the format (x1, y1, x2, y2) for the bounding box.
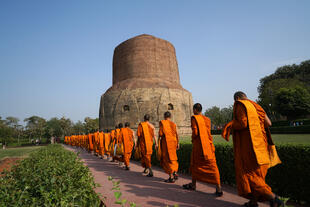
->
(180, 134, 310, 145)
(0, 146, 44, 160)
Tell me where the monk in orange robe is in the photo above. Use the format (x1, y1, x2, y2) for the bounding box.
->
(136, 114, 157, 177)
(99, 130, 105, 158)
(222, 91, 283, 207)
(88, 132, 94, 152)
(110, 127, 118, 162)
(104, 130, 111, 158)
(115, 124, 123, 163)
(183, 103, 223, 196)
(121, 122, 135, 170)
(158, 111, 179, 183)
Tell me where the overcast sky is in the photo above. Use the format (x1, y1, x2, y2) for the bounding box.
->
(0, 0, 309, 124)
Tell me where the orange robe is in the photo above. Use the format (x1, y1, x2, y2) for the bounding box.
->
(104, 133, 111, 156)
(137, 122, 154, 168)
(88, 133, 94, 151)
(159, 120, 179, 174)
(228, 99, 281, 201)
(190, 115, 221, 185)
(110, 130, 116, 157)
(99, 132, 105, 156)
(121, 127, 134, 167)
(114, 129, 122, 161)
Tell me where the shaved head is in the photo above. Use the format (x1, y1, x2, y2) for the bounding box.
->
(234, 91, 247, 101)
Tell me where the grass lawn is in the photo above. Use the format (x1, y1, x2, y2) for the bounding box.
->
(180, 134, 310, 145)
(0, 146, 44, 160)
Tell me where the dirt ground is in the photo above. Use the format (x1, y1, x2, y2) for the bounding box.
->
(0, 158, 21, 175)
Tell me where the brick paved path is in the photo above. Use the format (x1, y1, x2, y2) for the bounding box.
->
(64, 145, 269, 207)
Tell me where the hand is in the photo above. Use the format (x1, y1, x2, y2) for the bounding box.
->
(177, 143, 180, 150)
(155, 144, 158, 149)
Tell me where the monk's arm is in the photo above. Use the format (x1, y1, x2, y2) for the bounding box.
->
(264, 114, 272, 127)
(232, 103, 248, 130)
(131, 129, 137, 147)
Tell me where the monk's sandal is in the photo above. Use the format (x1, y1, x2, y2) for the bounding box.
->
(215, 190, 223, 197)
(182, 183, 196, 191)
(164, 177, 175, 183)
(173, 172, 179, 180)
(243, 201, 258, 207)
(269, 196, 284, 207)
(146, 173, 153, 177)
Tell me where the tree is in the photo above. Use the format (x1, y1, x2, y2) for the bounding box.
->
(84, 117, 99, 133)
(274, 86, 310, 120)
(72, 121, 85, 134)
(205, 106, 233, 128)
(24, 116, 46, 141)
(5, 116, 19, 128)
(46, 118, 63, 137)
(257, 60, 310, 120)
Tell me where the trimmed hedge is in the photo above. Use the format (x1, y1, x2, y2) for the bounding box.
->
(141, 144, 310, 204)
(0, 144, 102, 207)
(269, 125, 310, 134)
(272, 119, 310, 127)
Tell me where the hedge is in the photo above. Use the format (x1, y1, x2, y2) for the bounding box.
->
(212, 125, 310, 134)
(135, 144, 310, 204)
(269, 125, 310, 134)
(272, 119, 310, 127)
(0, 144, 102, 207)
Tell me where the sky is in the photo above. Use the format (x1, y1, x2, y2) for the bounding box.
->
(0, 0, 309, 124)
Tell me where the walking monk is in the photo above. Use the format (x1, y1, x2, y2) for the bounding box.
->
(183, 103, 223, 196)
(110, 126, 118, 162)
(121, 122, 135, 170)
(158, 111, 179, 183)
(99, 130, 105, 158)
(88, 132, 94, 153)
(137, 114, 157, 177)
(104, 130, 111, 159)
(222, 91, 283, 207)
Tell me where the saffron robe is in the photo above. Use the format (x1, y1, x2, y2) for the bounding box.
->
(121, 127, 134, 167)
(226, 99, 281, 201)
(159, 120, 179, 174)
(137, 122, 154, 168)
(190, 115, 221, 185)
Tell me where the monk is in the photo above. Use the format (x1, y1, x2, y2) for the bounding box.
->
(158, 111, 179, 183)
(183, 103, 223, 196)
(110, 126, 118, 162)
(104, 129, 111, 159)
(99, 130, 105, 158)
(88, 132, 94, 153)
(121, 122, 135, 170)
(115, 123, 124, 164)
(136, 114, 157, 177)
(222, 91, 283, 207)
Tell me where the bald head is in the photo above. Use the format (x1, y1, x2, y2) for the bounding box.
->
(234, 91, 247, 101)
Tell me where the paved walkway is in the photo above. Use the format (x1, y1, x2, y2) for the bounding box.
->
(64, 145, 269, 207)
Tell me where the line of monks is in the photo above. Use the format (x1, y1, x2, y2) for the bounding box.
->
(64, 91, 284, 207)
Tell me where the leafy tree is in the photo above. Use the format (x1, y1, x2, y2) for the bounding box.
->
(205, 106, 233, 128)
(24, 116, 46, 141)
(84, 117, 99, 133)
(275, 86, 310, 120)
(257, 60, 310, 120)
(73, 121, 85, 134)
(46, 117, 63, 137)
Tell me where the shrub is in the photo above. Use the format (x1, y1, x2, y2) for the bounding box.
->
(0, 144, 102, 207)
(269, 125, 310, 134)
